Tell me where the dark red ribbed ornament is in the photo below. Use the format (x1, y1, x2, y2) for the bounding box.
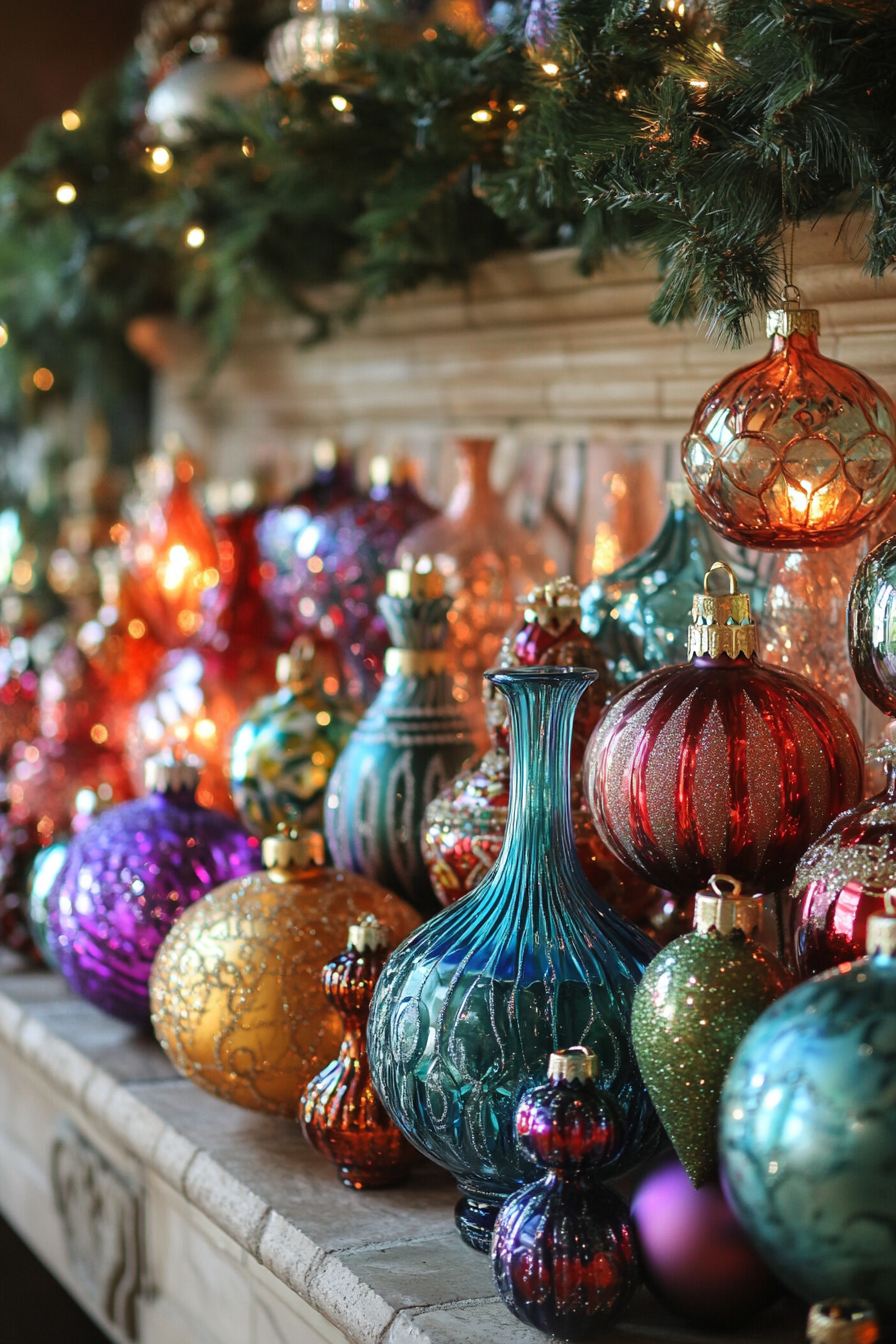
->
(584, 563, 863, 895)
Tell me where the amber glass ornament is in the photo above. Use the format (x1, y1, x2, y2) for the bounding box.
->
(397, 439, 548, 707)
(682, 296, 896, 549)
(150, 826, 419, 1116)
(631, 876, 790, 1188)
(300, 917, 414, 1189)
(585, 563, 863, 894)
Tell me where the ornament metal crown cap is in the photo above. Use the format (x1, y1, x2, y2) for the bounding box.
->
(523, 575, 581, 628)
(145, 749, 203, 795)
(688, 562, 756, 661)
(767, 285, 821, 341)
(262, 822, 326, 878)
(548, 1045, 598, 1084)
(866, 889, 896, 959)
(694, 874, 762, 938)
(347, 914, 391, 953)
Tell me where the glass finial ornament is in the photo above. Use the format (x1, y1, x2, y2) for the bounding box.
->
(721, 903, 896, 1331)
(300, 916, 414, 1189)
(682, 289, 896, 549)
(26, 840, 67, 970)
(150, 825, 418, 1115)
(324, 559, 474, 916)
(230, 635, 358, 838)
(849, 527, 896, 721)
(368, 666, 662, 1253)
(45, 754, 260, 1024)
(397, 438, 549, 715)
(422, 577, 661, 931)
(631, 875, 790, 1187)
(491, 1047, 640, 1339)
(584, 562, 863, 894)
(581, 482, 753, 685)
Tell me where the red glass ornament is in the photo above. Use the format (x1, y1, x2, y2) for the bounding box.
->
(682, 302, 896, 550)
(300, 917, 414, 1189)
(0, 631, 39, 767)
(585, 564, 863, 895)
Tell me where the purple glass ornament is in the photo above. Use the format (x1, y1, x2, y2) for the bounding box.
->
(46, 758, 261, 1024)
(491, 1047, 640, 1339)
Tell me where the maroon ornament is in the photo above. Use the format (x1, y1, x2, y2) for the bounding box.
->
(630, 1152, 780, 1326)
(584, 563, 863, 895)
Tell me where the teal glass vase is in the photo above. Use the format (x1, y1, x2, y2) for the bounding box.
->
(368, 666, 662, 1251)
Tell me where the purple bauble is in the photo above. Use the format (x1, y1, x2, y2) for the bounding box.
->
(630, 1153, 780, 1326)
(46, 760, 261, 1024)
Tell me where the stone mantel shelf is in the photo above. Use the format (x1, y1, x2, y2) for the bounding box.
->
(0, 958, 804, 1344)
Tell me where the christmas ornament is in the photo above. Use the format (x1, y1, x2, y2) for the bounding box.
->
(580, 482, 752, 685)
(682, 292, 896, 549)
(0, 630, 39, 766)
(721, 907, 896, 1331)
(397, 438, 548, 713)
(793, 727, 896, 976)
(150, 825, 418, 1115)
(300, 916, 414, 1189)
(46, 755, 260, 1024)
(630, 1152, 781, 1327)
(230, 636, 357, 838)
(584, 562, 863, 894)
(522, 0, 560, 61)
(26, 840, 67, 970)
(421, 579, 660, 929)
(267, 0, 395, 84)
(849, 528, 896, 719)
(631, 875, 790, 1188)
(145, 56, 269, 142)
(291, 457, 437, 701)
(325, 560, 474, 916)
(256, 441, 362, 643)
(807, 1301, 880, 1344)
(0, 803, 40, 960)
(368, 666, 662, 1252)
(491, 1047, 640, 1339)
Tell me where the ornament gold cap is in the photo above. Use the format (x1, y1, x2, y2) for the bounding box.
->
(145, 751, 202, 795)
(262, 824, 326, 878)
(767, 286, 821, 340)
(548, 1045, 598, 1083)
(695, 874, 762, 937)
(522, 575, 581, 628)
(277, 635, 315, 688)
(386, 555, 445, 600)
(347, 915, 391, 952)
(807, 1300, 879, 1344)
(688, 562, 756, 661)
(866, 890, 896, 956)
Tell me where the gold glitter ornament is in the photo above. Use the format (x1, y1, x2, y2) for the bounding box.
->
(149, 825, 419, 1116)
(631, 875, 791, 1188)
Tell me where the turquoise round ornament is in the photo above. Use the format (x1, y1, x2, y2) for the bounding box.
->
(231, 638, 357, 838)
(720, 914, 896, 1329)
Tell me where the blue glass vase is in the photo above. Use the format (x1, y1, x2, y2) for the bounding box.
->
(720, 913, 896, 1330)
(368, 666, 662, 1251)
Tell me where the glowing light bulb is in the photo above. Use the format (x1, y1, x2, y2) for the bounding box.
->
(541, 62, 560, 76)
(185, 226, 206, 248)
(330, 95, 351, 112)
(61, 110, 81, 131)
(56, 183, 77, 204)
(0, 322, 8, 348)
(471, 109, 492, 123)
(161, 544, 193, 591)
(33, 367, 54, 391)
(149, 146, 173, 173)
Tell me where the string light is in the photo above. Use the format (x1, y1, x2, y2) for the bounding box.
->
(185, 226, 206, 248)
(0, 322, 7, 348)
(241, 137, 255, 158)
(33, 368, 54, 391)
(541, 62, 560, 76)
(61, 110, 81, 131)
(471, 110, 492, 123)
(331, 95, 351, 112)
(56, 183, 77, 204)
(148, 146, 173, 173)
(423, 27, 437, 39)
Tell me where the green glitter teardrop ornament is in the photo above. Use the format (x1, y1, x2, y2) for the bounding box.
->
(631, 875, 791, 1188)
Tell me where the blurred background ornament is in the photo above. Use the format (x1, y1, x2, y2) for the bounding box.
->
(721, 908, 896, 1331)
(151, 825, 418, 1115)
(492, 1047, 640, 1339)
(291, 456, 437, 702)
(849, 527, 896, 720)
(585, 563, 863, 895)
(325, 560, 473, 916)
(300, 916, 414, 1189)
(631, 876, 790, 1188)
(46, 754, 260, 1023)
(682, 294, 896, 550)
(398, 438, 549, 726)
(0, 628, 40, 766)
(230, 635, 357, 838)
(369, 666, 662, 1252)
(630, 1152, 781, 1327)
(26, 839, 67, 969)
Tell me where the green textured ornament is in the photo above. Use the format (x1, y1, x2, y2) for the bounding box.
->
(631, 875, 791, 1188)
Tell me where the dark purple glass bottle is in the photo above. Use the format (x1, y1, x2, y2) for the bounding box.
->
(491, 1047, 640, 1339)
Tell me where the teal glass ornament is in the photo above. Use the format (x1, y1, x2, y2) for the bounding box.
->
(720, 911, 896, 1330)
(325, 563, 474, 916)
(368, 666, 662, 1252)
(27, 841, 67, 970)
(230, 637, 357, 838)
(581, 484, 754, 683)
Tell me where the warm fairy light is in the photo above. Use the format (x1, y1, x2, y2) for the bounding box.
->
(541, 62, 560, 76)
(90, 723, 109, 745)
(195, 717, 217, 742)
(323, 676, 340, 696)
(423, 27, 437, 39)
(471, 110, 492, 123)
(56, 183, 77, 204)
(331, 95, 351, 112)
(177, 609, 202, 634)
(61, 110, 81, 131)
(128, 618, 147, 639)
(689, 79, 709, 90)
(307, 555, 324, 573)
(161, 544, 192, 591)
(711, 41, 723, 52)
(512, 103, 526, 113)
(316, 711, 331, 726)
(0, 322, 7, 348)
(185, 226, 206, 248)
(591, 521, 622, 579)
(33, 367, 54, 391)
(614, 88, 629, 101)
(149, 146, 173, 173)
(241, 137, 255, 157)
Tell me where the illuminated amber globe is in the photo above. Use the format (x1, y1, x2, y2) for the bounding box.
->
(682, 299, 896, 549)
(149, 826, 419, 1116)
